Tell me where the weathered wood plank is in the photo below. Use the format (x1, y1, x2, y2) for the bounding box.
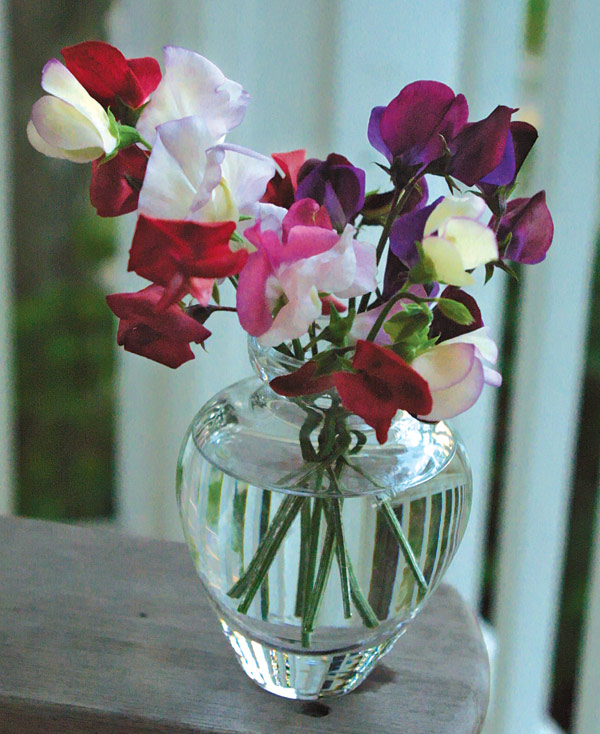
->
(0, 517, 489, 733)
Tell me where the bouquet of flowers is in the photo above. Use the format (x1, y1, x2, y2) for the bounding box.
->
(28, 42, 553, 650)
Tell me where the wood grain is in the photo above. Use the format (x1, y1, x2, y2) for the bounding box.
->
(0, 516, 489, 733)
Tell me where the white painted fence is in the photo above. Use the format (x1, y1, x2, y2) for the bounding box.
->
(1, 0, 599, 731)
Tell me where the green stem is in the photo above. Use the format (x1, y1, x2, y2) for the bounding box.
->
(302, 520, 336, 647)
(308, 323, 318, 358)
(365, 283, 410, 342)
(295, 498, 312, 617)
(325, 493, 352, 619)
(292, 338, 304, 361)
(302, 496, 323, 618)
(348, 556, 379, 627)
(259, 491, 272, 620)
(227, 494, 302, 600)
(380, 499, 428, 594)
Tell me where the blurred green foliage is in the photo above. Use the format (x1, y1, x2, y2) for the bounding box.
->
(16, 215, 117, 519)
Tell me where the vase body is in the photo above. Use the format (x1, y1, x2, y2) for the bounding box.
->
(177, 340, 472, 699)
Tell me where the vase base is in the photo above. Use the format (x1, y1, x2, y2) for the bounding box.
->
(220, 618, 399, 699)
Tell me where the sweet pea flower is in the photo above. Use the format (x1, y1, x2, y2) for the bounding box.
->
(262, 150, 307, 208)
(271, 340, 432, 444)
(136, 46, 249, 145)
(369, 82, 516, 187)
(295, 154, 366, 230)
(390, 192, 498, 287)
(137, 116, 276, 225)
(106, 285, 211, 368)
(127, 216, 243, 308)
(90, 146, 149, 217)
(27, 59, 118, 163)
(496, 191, 554, 264)
(368, 81, 468, 172)
(237, 213, 376, 346)
(411, 327, 501, 421)
(480, 120, 538, 195)
(61, 41, 161, 112)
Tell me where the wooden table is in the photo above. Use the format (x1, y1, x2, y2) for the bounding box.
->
(0, 516, 489, 733)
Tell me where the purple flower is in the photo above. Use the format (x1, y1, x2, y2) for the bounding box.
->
(369, 81, 523, 188)
(497, 191, 554, 264)
(295, 153, 366, 231)
(448, 106, 516, 186)
(430, 286, 483, 341)
(368, 81, 468, 172)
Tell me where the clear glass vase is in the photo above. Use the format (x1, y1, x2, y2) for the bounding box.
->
(177, 338, 472, 699)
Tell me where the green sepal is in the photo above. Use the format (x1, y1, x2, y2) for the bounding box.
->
(326, 303, 355, 346)
(383, 307, 431, 343)
(211, 281, 220, 306)
(436, 298, 475, 326)
(493, 259, 519, 280)
(407, 242, 436, 284)
(312, 349, 352, 377)
(485, 262, 495, 284)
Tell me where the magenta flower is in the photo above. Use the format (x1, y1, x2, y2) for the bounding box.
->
(106, 285, 211, 368)
(496, 191, 554, 264)
(295, 153, 366, 230)
(236, 213, 376, 346)
(368, 81, 468, 171)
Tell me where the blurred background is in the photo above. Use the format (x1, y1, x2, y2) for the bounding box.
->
(1, 1, 599, 732)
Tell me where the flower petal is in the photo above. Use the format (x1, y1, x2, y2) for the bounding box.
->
(137, 46, 249, 143)
(441, 217, 498, 270)
(422, 235, 475, 286)
(418, 357, 484, 421)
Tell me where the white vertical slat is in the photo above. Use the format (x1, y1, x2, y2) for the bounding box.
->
(574, 496, 600, 734)
(446, 0, 526, 608)
(0, 0, 14, 516)
(488, 0, 600, 730)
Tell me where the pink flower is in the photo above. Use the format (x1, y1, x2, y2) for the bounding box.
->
(262, 150, 307, 208)
(236, 209, 376, 346)
(106, 285, 211, 368)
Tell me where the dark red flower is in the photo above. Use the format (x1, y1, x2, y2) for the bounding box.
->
(106, 285, 211, 368)
(90, 146, 148, 217)
(334, 341, 432, 443)
(261, 149, 306, 208)
(128, 215, 242, 307)
(270, 360, 337, 397)
(62, 41, 161, 111)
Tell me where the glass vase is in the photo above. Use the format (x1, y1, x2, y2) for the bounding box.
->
(177, 338, 472, 700)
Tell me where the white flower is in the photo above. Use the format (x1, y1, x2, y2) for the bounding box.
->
(138, 116, 275, 224)
(136, 46, 249, 145)
(27, 60, 118, 163)
(422, 193, 498, 286)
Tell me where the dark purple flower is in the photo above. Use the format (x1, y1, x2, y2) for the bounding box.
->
(368, 81, 468, 173)
(448, 106, 516, 186)
(430, 286, 483, 341)
(497, 191, 553, 264)
(295, 153, 366, 230)
(480, 121, 538, 202)
(361, 177, 428, 224)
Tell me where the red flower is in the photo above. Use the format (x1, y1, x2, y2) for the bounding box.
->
(128, 215, 243, 308)
(106, 285, 211, 368)
(261, 149, 306, 208)
(90, 146, 149, 217)
(334, 341, 432, 443)
(62, 41, 161, 111)
(271, 340, 433, 444)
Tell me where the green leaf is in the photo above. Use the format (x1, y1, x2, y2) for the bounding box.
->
(494, 259, 519, 280)
(485, 262, 495, 284)
(312, 349, 352, 377)
(211, 281, 220, 306)
(436, 298, 474, 326)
